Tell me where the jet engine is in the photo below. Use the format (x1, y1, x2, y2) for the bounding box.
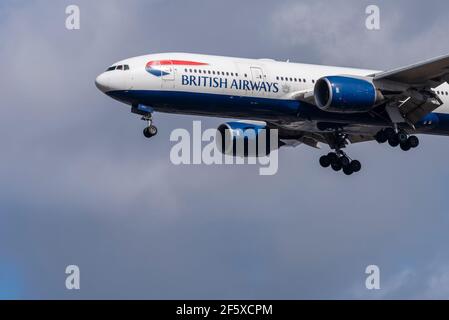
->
(216, 121, 279, 157)
(314, 76, 383, 113)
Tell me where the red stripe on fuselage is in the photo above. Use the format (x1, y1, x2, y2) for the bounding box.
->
(146, 60, 209, 68)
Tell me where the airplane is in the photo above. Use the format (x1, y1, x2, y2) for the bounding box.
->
(95, 52, 449, 175)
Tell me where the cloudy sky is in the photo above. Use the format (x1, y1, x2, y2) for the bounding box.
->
(1, 0, 449, 299)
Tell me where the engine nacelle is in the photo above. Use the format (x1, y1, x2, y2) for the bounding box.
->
(216, 121, 279, 157)
(314, 76, 383, 113)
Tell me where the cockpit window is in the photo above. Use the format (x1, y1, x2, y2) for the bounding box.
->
(105, 65, 130, 72)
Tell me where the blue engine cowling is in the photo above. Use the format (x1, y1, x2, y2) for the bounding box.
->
(216, 122, 280, 157)
(314, 76, 382, 113)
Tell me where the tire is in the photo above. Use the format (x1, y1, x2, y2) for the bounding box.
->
(149, 125, 158, 136)
(384, 128, 396, 139)
(400, 141, 411, 151)
(408, 136, 419, 148)
(340, 156, 350, 167)
(327, 152, 338, 163)
(343, 166, 353, 176)
(331, 162, 342, 172)
(350, 160, 362, 173)
(398, 132, 408, 144)
(375, 131, 388, 144)
(143, 125, 158, 138)
(319, 155, 331, 168)
(143, 127, 152, 138)
(388, 136, 400, 147)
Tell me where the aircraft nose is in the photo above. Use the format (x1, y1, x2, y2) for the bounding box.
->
(95, 73, 110, 92)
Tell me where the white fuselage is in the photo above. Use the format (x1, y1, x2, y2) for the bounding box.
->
(95, 52, 449, 137)
(96, 52, 449, 111)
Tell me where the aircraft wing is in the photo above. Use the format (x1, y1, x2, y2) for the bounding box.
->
(372, 55, 449, 124)
(272, 123, 376, 150)
(373, 53, 449, 88)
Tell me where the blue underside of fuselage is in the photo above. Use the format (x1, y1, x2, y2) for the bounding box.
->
(106, 89, 449, 136)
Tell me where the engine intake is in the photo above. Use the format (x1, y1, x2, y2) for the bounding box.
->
(314, 76, 382, 113)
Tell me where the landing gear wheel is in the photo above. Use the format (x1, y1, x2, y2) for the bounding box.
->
(400, 141, 411, 151)
(388, 136, 400, 147)
(340, 156, 350, 167)
(343, 166, 354, 176)
(319, 155, 331, 168)
(327, 152, 339, 163)
(143, 125, 158, 138)
(398, 132, 408, 144)
(331, 161, 342, 172)
(384, 128, 396, 139)
(408, 136, 419, 148)
(350, 160, 361, 173)
(375, 130, 388, 144)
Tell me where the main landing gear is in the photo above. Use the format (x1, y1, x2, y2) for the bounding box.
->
(142, 115, 158, 139)
(375, 128, 419, 151)
(319, 131, 362, 176)
(320, 151, 362, 176)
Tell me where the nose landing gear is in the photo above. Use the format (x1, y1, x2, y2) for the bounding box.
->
(142, 115, 158, 139)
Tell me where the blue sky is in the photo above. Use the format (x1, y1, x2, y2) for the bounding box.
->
(1, 0, 449, 299)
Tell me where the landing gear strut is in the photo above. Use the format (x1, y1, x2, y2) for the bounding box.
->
(142, 115, 158, 139)
(375, 128, 419, 151)
(319, 132, 362, 176)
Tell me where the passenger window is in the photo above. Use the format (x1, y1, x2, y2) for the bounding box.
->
(226, 72, 229, 76)
(236, 73, 239, 77)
